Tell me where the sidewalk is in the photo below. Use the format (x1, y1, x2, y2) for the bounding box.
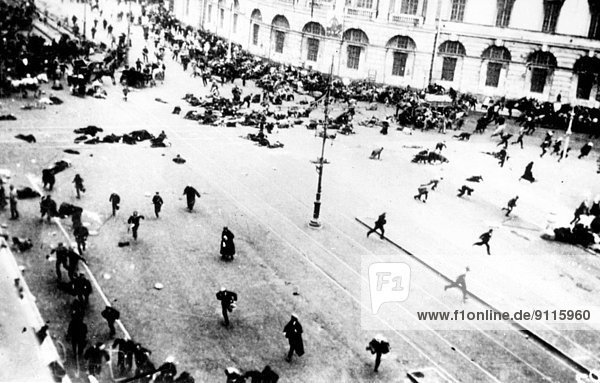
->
(0, 237, 68, 382)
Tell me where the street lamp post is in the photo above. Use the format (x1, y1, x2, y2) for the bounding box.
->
(127, 0, 132, 47)
(83, 0, 87, 40)
(309, 58, 335, 228)
(562, 110, 575, 161)
(226, 0, 234, 60)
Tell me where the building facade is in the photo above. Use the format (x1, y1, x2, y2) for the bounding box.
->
(174, 0, 600, 106)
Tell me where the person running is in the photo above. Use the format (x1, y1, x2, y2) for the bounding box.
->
(127, 211, 145, 241)
(414, 184, 431, 203)
(151, 192, 163, 218)
(366, 335, 391, 373)
(551, 137, 563, 156)
(511, 127, 525, 149)
(540, 138, 552, 158)
(473, 229, 493, 255)
(73, 174, 85, 199)
(496, 132, 511, 149)
(502, 196, 519, 216)
(498, 148, 509, 167)
(444, 267, 470, 302)
(367, 213, 386, 239)
(519, 161, 535, 183)
(183, 185, 201, 211)
(109, 192, 120, 216)
(570, 201, 589, 225)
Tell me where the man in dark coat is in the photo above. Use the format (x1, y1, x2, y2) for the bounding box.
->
(67, 316, 87, 357)
(101, 306, 120, 336)
(40, 195, 57, 223)
(579, 142, 594, 159)
(51, 242, 69, 281)
(127, 211, 145, 240)
(283, 314, 304, 362)
(72, 273, 92, 304)
(183, 185, 201, 211)
(366, 335, 391, 372)
(67, 248, 87, 281)
(152, 192, 164, 218)
(74, 224, 89, 254)
(109, 192, 120, 216)
(112, 338, 135, 375)
(216, 287, 237, 327)
(220, 227, 236, 261)
(83, 342, 110, 377)
(42, 169, 56, 190)
(473, 229, 493, 255)
(366, 213, 386, 239)
(73, 174, 85, 199)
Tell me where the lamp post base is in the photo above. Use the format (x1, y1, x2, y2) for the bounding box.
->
(309, 219, 322, 228)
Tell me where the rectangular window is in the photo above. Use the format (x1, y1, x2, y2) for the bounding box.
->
(441, 57, 457, 81)
(485, 62, 502, 87)
(392, 52, 408, 76)
(347, 45, 361, 70)
(307, 38, 319, 61)
(220, 9, 224, 28)
(542, 2, 560, 33)
(275, 30, 285, 53)
(577, 73, 594, 99)
(495, 0, 515, 27)
(589, 13, 600, 39)
(400, 0, 419, 14)
(208, 5, 212, 23)
(253, 24, 260, 45)
(450, 0, 466, 22)
(356, 0, 373, 8)
(233, 14, 238, 33)
(530, 68, 547, 93)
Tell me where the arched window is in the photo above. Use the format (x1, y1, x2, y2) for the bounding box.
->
(250, 9, 262, 21)
(342, 29, 369, 70)
(438, 41, 466, 81)
(386, 35, 416, 77)
(482, 45, 511, 87)
(271, 15, 290, 54)
(250, 9, 262, 46)
(527, 51, 557, 93)
(302, 22, 326, 62)
(302, 22, 326, 36)
(574, 55, 600, 99)
(482, 45, 511, 61)
(272, 15, 290, 29)
(438, 41, 466, 56)
(343, 28, 369, 44)
(386, 35, 416, 50)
